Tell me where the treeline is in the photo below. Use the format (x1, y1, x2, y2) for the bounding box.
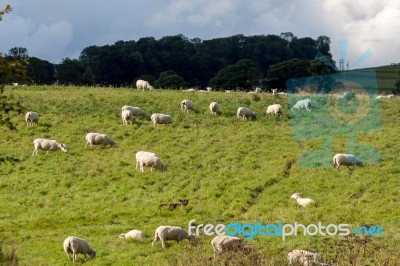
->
(1, 33, 337, 90)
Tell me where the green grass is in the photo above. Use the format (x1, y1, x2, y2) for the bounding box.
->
(0, 85, 399, 265)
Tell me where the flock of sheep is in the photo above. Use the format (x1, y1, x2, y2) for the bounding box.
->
(24, 88, 373, 265)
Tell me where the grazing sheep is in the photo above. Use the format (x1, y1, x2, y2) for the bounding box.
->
(32, 138, 67, 155)
(376, 94, 395, 99)
(206, 87, 212, 92)
(121, 109, 136, 125)
(266, 104, 283, 115)
(159, 199, 189, 210)
(288, 249, 328, 266)
(236, 107, 256, 121)
(150, 113, 173, 126)
(211, 236, 246, 258)
(25, 111, 39, 126)
(152, 226, 195, 249)
(121, 106, 149, 118)
(290, 193, 315, 207)
(333, 153, 363, 169)
(119, 230, 146, 240)
(63, 236, 96, 263)
(135, 151, 167, 172)
(180, 99, 194, 113)
(209, 102, 219, 115)
(136, 79, 154, 90)
(85, 133, 116, 148)
(292, 99, 311, 111)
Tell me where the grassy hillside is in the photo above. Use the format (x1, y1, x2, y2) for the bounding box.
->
(0, 86, 399, 265)
(357, 64, 400, 93)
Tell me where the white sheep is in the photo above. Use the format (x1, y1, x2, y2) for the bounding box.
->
(266, 104, 283, 115)
(136, 79, 154, 90)
(119, 229, 146, 240)
(211, 235, 246, 258)
(63, 236, 96, 262)
(25, 111, 39, 126)
(121, 109, 136, 125)
(121, 106, 149, 118)
(32, 138, 68, 155)
(236, 107, 256, 121)
(184, 88, 197, 92)
(288, 249, 327, 266)
(180, 99, 194, 113)
(85, 133, 116, 148)
(152, 226, 195, 249)
(135, 151, 167, 172)
(376, 94, 395, 99)
(290, 193, 315, 207)
(272, 88, 287, 95)
(150, 113, 173, 126)
(291, 99, 311, 111)
(333, 153, 363, 169)
(206, 87, 212, 92)
(209, 102, 220, 115)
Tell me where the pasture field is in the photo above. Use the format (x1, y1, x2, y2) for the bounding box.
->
(0, 86, 399, 265)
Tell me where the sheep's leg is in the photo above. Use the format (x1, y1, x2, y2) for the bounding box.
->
(161, 239, 167, 249)
(65, 251, 72, 260)
(152, 235, 159, 246)
(46, 150, 50, 155)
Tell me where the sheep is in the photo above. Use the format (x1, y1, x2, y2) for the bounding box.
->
(333, 153, 363, 169)
(272, 88, 287, 95)
(25, 111, 39, 126)
(135, 151, 167, 172)
(119, 230, 146, 240)
(236, 107, 256, 121)
(32, 138, 68, 155)
(180, 99, 194, 113)
(290, 193, 315, 207)
(152, 226, 195, 249)
(63, 236, 96, 263)
(184, 88, 197, 92)
(266, 104, 283, 115)
(121, 106, 149, 118)
(206, 87, 212, 92)
(291, 99, 311, 111)
(121, 109, 136, 125)
(159, 199, 189, 210)
(209, 102, 219, 115)
(248, 87, 261, 94)
(136, 79, 154, 90)
(288, 249, 328, 266)
(150, 113, 173, 126)
(211, 235, 246, 258)
(376, 94, 395, 99)
(85, 133, 116, 148)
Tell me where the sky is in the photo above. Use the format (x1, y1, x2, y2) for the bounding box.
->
(0, 0, 399, 69)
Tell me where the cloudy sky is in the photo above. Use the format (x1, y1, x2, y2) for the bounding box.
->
(0, 0, 399, 68)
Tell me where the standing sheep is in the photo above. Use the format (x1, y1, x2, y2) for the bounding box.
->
(150, 113, 173, 126)
(136, 79, 154, 90)
(85, 133, 116, 148)
(291, 99, 312, 111)
(121, 106, 149, 118)
(119, 230, 146, 240)
(180, 99, 194, 113)
(135, 151, 167, 172)
(152, 226, 195, 249)
(63, 236, 96, 262)
(288, 249, 328, 266)
(290, 193, 315, 207)
(25, 111, 39, 126)
(236, 107, 256, 121)
(266, 104, 283, 115)
(333, 153, 363, 169)
(209, 102, 219, 115)
(121, 109, 136, 125)
(32, 138, 68, 155)
(211, 236, 246, 258)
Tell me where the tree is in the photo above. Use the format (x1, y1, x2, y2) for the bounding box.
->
(8, 47, 28, 58)
(81, 66, 95, 85)
(56, 58, 83, 85)
(394, 69, 400, 95)
(155, 70, 187, 89)
(27, 57, 56, 84)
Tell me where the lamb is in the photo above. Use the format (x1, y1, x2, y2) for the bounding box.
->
(180, 99, 194, 113)
(266, 104, 283, 115)
(152, 226, 195, 249)
(333, 153, 363, 169)
(63, 236, 96, 263)
(135, 151, 167, 172)
(25, 111, 39, 126)
(291, 99, 311, 111)
(119, 230, 146, 240)
(150, 113, 173, 126)
(159, 199, 189, 210)
(209, 102, 219, 115)
(236, 107, 256, 121)
(121, 106, 149, 118)
(290, 193, 315, 207)
(136, 79, 154, 90)
(32, 138, 68, 155)
(211, 235, 246, 258)
(121, 109, 136, 125)
(85, 133, 116, 148)
(288, 249, 328, 266)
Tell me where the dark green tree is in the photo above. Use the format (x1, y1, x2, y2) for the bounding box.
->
(81, 66, 95, 85)
(155, 70, 187, 89)
(56, 58, 83, 85)
(27, 57, 55, 84)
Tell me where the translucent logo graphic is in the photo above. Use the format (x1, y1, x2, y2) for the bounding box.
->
(288, 39, 381, 168)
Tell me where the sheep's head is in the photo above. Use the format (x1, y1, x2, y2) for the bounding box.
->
(187, 235, 195, 243)
(88, 250, 96, 259)
(179, 199, 189, 206)
(60, 144, 68, 153)
(290, 193, 301, 199)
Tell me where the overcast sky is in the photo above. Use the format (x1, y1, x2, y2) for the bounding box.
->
(0, 0, 399, 69)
